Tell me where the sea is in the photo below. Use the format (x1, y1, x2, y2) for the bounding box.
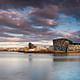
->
(0, 51, 80, 80)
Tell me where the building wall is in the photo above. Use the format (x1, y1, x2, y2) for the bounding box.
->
(68, 45, 80, 51)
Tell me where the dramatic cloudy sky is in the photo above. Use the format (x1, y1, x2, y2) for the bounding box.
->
(0, 0, 80, 46)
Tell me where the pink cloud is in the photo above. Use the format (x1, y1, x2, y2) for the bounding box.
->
(62, 30, 73, 34)
(0, 10, 28, 27)
(0, 37, 25, 42)
(60, 33, 80, 39)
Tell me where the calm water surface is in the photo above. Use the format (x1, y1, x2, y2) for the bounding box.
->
(0, 52, 80, 80)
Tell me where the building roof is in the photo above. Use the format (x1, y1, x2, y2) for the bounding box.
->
(53, 38, 72, 42)
(53, 38, 80, 45)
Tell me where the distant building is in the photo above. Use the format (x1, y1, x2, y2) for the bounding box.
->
(28, 42, 36, 49)
(68, 43, 80, 51)
(53, 38, 80, 51)
(35, 45, 47, 51)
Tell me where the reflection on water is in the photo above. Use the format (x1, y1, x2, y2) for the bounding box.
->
(0, 52, 80, 80)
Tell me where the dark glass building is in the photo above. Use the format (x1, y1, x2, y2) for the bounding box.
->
(53, 38, 72, 51)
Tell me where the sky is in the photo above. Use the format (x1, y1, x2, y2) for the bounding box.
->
(0, 0, 80, 46)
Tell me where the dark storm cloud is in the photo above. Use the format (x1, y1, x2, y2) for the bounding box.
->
(0, 0, 79, 18)
(0, 0, 55, 8)
(0, 0, 79, 20)
(0, 0, 80, 8)
(0, 0, 53, 9)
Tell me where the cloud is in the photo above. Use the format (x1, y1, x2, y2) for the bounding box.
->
(0, 37, 25, 42)
(30, 5, 59, 19)
(0, 0, 56, 9)
(62, 30, 73, 34)
(29, 5, 59, 27)
(60, 33, 80, 39)
(58, 30, 80, 43)
(0, 0, 51, 9)
(0, 0, 79, 44)
(0, 0, 80, 20)
(0, 10, 29, 27)
(0, 8, 58, 37)
(72, 30, 80, 36)
(0, 0, 79, 9)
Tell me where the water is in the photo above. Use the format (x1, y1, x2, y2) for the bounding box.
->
(0, 52, 80, 80)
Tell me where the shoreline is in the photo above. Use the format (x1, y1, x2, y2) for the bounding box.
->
(24, 51, 80, 56)
(0, 51, 80, 56)
(25, 51, 80, 53)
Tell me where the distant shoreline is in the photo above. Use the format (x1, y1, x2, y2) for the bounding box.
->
(0, 51, 80, 56)
(24, 51, 80, 56)
(0, 50, 80, 53)
(25, 51, 80, 53)
(25, 51, 80, 56)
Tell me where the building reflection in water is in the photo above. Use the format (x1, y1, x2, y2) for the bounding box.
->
(53, 56, 80, 62)
(28, 54, 32, 63)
